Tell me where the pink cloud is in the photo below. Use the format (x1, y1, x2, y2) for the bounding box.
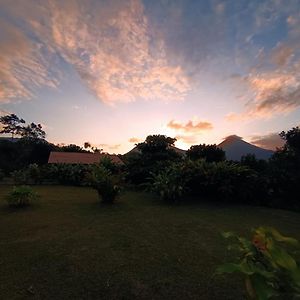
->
(167, 119, 213, 133)
(0, 0, 190, 104)
(251, 132, 284, 150)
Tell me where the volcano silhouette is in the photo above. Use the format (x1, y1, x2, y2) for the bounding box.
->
(218, 135, 273, 161)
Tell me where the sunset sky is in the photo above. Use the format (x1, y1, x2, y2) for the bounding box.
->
(0, 0, 299, 153)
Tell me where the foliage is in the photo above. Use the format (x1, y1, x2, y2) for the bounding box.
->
(42, 164, 92, 186)
(87, 164, 120, 204)
(27, 163, 42, 184)
(0, 113, 45, 140)
(6, 185, 38, 207)
(125, 135, 182, 185)
(241, 154, 268, 172)
(11, 169, 30, 185)
(60, 144, 89, 153)
(21, 122, 46, 140)
(150, 164, 186, 203)
(137, 134, 177, 154)
(0, 114, 25, 138)
(280, 126, 300, 155)
(177, 159, 266, 203)
(186, 144, 225, 162)
(216, 227, 300, 299)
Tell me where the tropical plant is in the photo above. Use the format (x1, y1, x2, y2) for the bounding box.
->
(216, 227, 300, 299)
(88, 164, 120, 204)
(186, 144, 225, 162)
(7, 185, 38, 207)
(150, 164, 186, 202)
(11, 169, 30, 185)
(27, 163, 42, 184)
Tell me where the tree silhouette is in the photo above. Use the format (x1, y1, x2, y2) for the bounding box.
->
(0, 114, 25, 138)
(186, 144, 225, 162)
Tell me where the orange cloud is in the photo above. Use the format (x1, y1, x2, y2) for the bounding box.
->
(167, 119, 213, 133)
(175, 135, 198, 144)
(129, 137, 142, 143)
(0, 18, 58, 102)
(251, 133, 284, 150)
(0, 0, 190, 104)
(227, 70, 300, 121)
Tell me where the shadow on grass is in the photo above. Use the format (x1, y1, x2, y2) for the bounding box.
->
(0, 203, 41, 214)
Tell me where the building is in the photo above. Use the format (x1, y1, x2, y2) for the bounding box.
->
(48, 151, 124, 165)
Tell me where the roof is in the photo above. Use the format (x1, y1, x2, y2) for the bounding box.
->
(48, 152, 124, 165)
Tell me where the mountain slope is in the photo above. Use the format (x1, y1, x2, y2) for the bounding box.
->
(218, 135, 273, 161)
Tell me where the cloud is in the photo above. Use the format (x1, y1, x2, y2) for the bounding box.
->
(129, 137, 142, 143)
(0, 109, 11, 116)
(98, 143, 121, 152)
(271, 43, 294, 66)
(175, 135, 198, 145)
(0, 18, 59, 102)
(251, 132, 284, 150)
(227, 69, 300, 121)
(0, 0, 190, 104)
(167, 119, 213, 133)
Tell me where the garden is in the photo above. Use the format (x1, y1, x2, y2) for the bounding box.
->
(1, 117, 300, 299)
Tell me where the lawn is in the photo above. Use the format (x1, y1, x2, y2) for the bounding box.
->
(0, 186, 300, 299)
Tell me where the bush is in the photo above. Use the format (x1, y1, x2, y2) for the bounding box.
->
(87, 164, 120, 204)
(27, 163, 42, 184)
(11, 169, 30, 185)
(41, 164, 92, 186)
(7, 186, 38, 207)
(150, 164, 186, 203)
(217, 227, 300, 299)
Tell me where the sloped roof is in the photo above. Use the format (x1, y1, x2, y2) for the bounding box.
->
(48, 152, 123, 165)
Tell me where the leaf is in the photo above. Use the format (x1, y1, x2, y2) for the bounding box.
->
(216, 262, 254, 275)
(249, 274, 278, 300)
(267, 245, 297, 270)
(221, 231, 237, 239)
(257, 227, 299, 246)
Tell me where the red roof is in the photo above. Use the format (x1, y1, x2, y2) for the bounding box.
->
(48, 152, 123, 165)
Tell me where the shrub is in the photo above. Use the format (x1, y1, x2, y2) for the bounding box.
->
(27, 163, 42, 184)
(11, 169, 30, 185)
(41, 164, 92, 186)
(216, 227, 300, 299)
(7, 186, 38, 207)
(88, 164, 120, 204)
(150, 164, 186, 203)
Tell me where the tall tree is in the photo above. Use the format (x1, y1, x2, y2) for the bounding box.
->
(186, 144, 225, 162)
(21, 123, 46, 140)
(0, 114, 25, 138)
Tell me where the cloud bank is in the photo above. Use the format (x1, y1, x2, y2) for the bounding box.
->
(0, 0, 190, 104)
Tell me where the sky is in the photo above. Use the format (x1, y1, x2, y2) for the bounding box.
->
(0, 0, 299, 153)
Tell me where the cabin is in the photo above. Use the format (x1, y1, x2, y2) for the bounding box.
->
(48, 151, 124, 165)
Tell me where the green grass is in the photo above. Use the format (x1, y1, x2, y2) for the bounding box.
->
(0, 185, 300, 299)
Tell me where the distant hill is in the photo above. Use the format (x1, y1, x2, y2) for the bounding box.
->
(0, 137, 20, 143)
(125, 145, 186, 156)
(218, 135, 274, 161)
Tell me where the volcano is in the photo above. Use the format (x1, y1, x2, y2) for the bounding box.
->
(218, 135, 274, 161)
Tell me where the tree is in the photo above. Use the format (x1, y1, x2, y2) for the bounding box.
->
(137, 135, 176, 154)
(0, 114, 25, 138)
(84, 142, 91, 149)
(279, 127, 300, 155)
(125, 135, 181, 185)
(60, 144, 87, 153)
(186, 144, 225, 162)
(21, 123, 46, 140)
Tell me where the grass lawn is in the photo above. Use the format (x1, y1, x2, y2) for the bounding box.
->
(0, 186, 300, 299)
